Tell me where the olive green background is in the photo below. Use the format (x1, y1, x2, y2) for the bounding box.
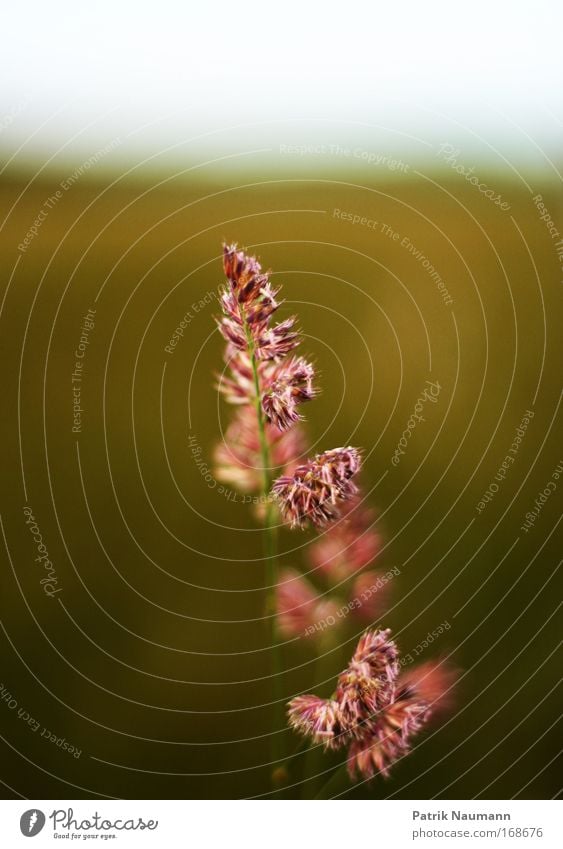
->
(0, 160, 561, 799)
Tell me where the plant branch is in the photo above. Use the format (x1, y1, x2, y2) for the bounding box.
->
(245, 323, 285, 786)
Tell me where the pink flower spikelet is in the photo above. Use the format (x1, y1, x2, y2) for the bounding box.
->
(396, 660, 458, 717)
(216, 347, 257, 405)
(287, 695, 346, 749)
(218, 348, 315, 426)
(335, 628, 399, 731)
(287, 628, 399, 745)
(287, 628, 457, 781)
(346, 659, 458, 780)
(346, 696, 429, 779)
(217, 243, 299, 361)
(272, 447, 362, 528)
(261, 356, 316, 431)
(214, 406, 305, 493)
(308, 497, 381, 581)
(276, 568, 338, 638)
(348, 570, 391, 624)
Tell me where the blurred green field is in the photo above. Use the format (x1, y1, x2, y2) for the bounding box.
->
(0, 166, 561, 799)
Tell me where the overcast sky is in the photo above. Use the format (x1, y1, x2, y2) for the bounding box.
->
(1, 1, 561, 170)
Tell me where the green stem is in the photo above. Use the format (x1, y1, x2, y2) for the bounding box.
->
(314, 763, 353, 799)
(301, 639, 338, 798)
(245, 324, 284, 786)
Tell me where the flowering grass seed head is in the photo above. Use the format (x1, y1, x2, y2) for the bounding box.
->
(217, 243, 299, 361)
(261, 356, 316, 431)
(212, 243, 458, 787)
(346, 697, 429, 780)
(335, 628, 400, 730)
(272, 446, 362, 528)
(287, 695, 347, 749)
